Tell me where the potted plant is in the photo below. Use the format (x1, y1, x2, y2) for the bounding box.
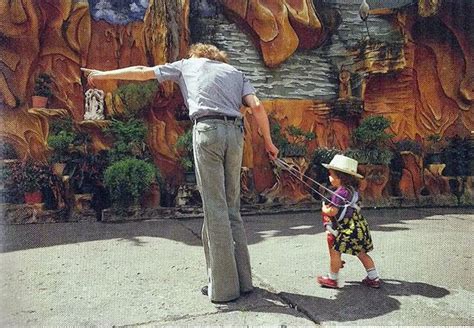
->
(104, 158, 156, 210)
(270, 118, 315, 158)
(10, 161, 50, 204)
(423, 133, 448, 176)
(32, 73, 53, 108)
(345, 115, 394, 200)
(175, 128, 195, 183)
(48, 130, 75, 175)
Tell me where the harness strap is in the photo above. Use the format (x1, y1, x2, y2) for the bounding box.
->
(337, 190, 359, 222)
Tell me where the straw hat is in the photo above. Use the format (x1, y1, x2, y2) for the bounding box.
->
(322, 154, 364, 179)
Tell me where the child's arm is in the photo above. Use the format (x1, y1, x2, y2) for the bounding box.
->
(322, 202, 339, 237)
(322, 201, 338, 217)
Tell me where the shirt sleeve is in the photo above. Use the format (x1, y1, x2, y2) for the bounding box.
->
(153, 60, 183, 83)
(242, 73, 256, 97)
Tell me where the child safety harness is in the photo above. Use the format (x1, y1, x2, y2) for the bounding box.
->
(273, 157, 361, 216)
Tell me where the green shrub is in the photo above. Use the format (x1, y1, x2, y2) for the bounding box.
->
(104, 158, 156, 208)
(442, 136, 473, 177)
(176, 129, 194, 171)
(105, 118, 148, 162)
(309, 148, 342, 183)
(352, 116, 393, 148)
(115, 81, 158, 117)
(34, 73, 53, 97)
(395, 139, 422, 156)
(269, 117, 315, 157)
(349, 115, 394, 165)
(345, 148, 394, 165)
(48, 131, 75, 162)
(10, 161, 50, 193)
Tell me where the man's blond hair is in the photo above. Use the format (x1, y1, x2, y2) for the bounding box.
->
(188, 43, 229, 63)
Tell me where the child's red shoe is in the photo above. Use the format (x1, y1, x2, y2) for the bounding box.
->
(362, 276, 381, 288)
(317, 276, 339, 289)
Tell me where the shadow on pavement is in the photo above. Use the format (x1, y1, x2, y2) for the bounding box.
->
(221, 279, 450, 324)
(0, 207, 471, 252)
(277, 279, 450, 323)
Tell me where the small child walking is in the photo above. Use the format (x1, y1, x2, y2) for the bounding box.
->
(317, 154, 381, 289)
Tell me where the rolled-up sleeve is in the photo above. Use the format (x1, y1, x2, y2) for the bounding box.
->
(153, 60, 183, 83)
(242, 74, 256, 97)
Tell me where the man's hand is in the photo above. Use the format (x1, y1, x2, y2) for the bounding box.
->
(81, 68, 102, 87)
(265, 142, 279, 160)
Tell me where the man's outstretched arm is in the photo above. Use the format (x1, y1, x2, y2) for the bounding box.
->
(81, 66, 156, 87)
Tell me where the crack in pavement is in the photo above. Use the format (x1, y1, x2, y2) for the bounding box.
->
(177, 219, 320, 326)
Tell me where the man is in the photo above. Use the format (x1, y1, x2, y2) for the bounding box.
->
(82, 43, 279, 303)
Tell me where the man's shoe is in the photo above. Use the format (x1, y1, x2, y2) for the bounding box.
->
(362, 276, 381, 288)
(317, 275, 339, 289)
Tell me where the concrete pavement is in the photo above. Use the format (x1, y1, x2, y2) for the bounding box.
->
(0, 207, 473, 326)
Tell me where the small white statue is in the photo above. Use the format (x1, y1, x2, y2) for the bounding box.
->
(84, 88, 105, 120)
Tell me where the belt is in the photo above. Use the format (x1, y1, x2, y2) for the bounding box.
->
(194, 115, 240, 123)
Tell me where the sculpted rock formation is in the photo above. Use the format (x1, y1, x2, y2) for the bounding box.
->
(219, 0, 324, 67)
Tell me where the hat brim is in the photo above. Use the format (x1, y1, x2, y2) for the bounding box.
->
(322, 163, 364, 179)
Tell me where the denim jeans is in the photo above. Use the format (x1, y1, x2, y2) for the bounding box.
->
(193, 117, 253, 302)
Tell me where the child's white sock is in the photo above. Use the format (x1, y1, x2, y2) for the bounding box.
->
(367, 267, 379, 280)
(329, 271, 339, 280)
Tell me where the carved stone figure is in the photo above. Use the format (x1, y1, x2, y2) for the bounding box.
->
(84, 89, 105, 120)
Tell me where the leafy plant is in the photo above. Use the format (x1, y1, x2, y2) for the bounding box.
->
(345, 148, 394, 166)
(425, 133, 446, 154)
(104, 158, 156, 208)
(48, 131, 75, 163)
(442, 135, 473, 177)
(34, 73, 53, 97)
(10, 161, 51, 193)
(176, 129, 194, 172)
(309, 148, 342, 183)
(114, 81, 158, 117)
(270, 117, 315, 157)
(105, 118, 148, 162)
(348, 115, 394, 165)
(394, 139, 422, 156)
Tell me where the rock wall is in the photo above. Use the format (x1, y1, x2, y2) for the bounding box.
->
(1, 0, 472, 204)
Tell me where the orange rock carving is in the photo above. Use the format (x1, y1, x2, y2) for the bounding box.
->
(219, 0, 323, 67)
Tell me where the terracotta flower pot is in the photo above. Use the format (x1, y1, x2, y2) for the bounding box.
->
(32, 96, 48, 108)
(24, 191, 42, 204)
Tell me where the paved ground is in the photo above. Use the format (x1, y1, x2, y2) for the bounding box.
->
(0, 207, 473, 326)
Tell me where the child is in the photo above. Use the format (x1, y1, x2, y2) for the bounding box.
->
(317, 154, 380, 289)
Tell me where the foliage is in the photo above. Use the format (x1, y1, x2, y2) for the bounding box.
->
(309, 148, 342, 183)
(115, 81, 158, 117)
(441, 136, 474, 177)
(270, 118, 315, 157)
(34, 73, 53, 98)
(345, 148, 394, 166)
(10, 160, 51, 193)
(175, 129, 194, 172)
(0, 141, 18, 159)
(425, 133, 447, 154)
(104, 158, 156, 208)
(47, 131, 75, 163)
(105, 118, 148, 162)
(47, 119, 77, 163)
(348, 115, 394, 165)
(394, 139, 422, 156)
(352, 116, 393, 148)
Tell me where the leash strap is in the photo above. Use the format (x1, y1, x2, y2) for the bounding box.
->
(272, 157, 350, 207)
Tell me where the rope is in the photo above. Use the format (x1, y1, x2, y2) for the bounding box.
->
(272, 157, 351, 207)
